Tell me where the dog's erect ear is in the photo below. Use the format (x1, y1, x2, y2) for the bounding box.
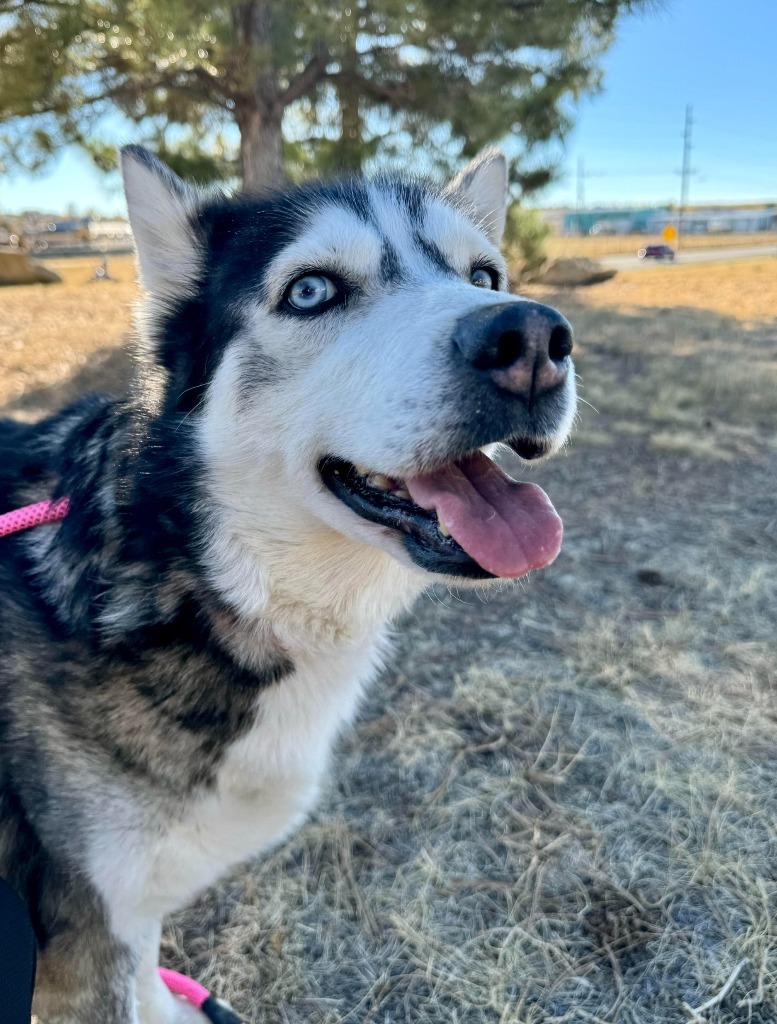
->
(445, 149, 509, 245)
(121, 145, 201, 299)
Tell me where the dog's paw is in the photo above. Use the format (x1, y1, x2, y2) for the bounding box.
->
(166, 996, 208, 1024)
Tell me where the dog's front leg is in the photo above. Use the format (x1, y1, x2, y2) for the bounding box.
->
(32, 926, 139, 1024)
(134, 924, 204, 1024)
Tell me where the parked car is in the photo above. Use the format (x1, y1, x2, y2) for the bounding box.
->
(638, 244, 675, 261)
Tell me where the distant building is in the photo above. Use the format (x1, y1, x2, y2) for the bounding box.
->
(87, 219, 133, 242)
(551, 208, 667, 236)
(541, 205, 777, 236)
(645, 207, 777, 235)
(2, 213, 133, 253)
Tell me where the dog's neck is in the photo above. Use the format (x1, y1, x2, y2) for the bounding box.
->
(201, 481, 424, 654)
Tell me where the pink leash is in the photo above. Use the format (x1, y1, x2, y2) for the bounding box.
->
(159, 969, 247, 1023)
(1, 500, 248, 1022)
(0, 498, 70, 538)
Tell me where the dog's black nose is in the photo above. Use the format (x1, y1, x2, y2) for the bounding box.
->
(452, 300, 573, 402)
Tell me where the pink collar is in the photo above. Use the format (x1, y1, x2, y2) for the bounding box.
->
(0, 498, 70, 539)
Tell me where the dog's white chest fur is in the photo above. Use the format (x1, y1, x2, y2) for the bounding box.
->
(89, 639, 387, 941)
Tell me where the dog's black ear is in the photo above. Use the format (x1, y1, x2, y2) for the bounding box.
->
(445, 149, 509, 246)
(121, 145, 201, 299)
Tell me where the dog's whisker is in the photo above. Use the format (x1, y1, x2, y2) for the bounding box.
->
(576, 396, 600, 414)
(174, 398, 206, 433)
(176, 383, 207, 401)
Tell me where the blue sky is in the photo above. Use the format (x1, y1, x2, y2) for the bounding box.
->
(3, 0, 775, 215)
(540, 0, 777, 208)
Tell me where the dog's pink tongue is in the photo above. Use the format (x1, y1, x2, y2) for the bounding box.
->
(405, 451, 562, 578)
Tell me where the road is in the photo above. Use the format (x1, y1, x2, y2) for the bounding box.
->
(29, 241, 135, 260)
(600, 243, 777, 271)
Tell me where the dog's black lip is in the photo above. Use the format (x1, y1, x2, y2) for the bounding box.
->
(318, 457, 495, 579)
(319, 457, 445, 543)
(507, 436, 549, 461)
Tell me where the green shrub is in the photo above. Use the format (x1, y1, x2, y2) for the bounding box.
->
(503, 204, 551, 277)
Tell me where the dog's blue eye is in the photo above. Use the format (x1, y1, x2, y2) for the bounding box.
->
(287, 274, 337, 311)
(471, 267, 496, 289)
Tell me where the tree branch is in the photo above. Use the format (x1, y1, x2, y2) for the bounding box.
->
(182, 65, 234, 106)
(278, 45, 330, 108)
(0, 82, 127, 123)
(89, 59, 233, 109)
(329, 71, 416, 110)
(0, 67, 231, 127)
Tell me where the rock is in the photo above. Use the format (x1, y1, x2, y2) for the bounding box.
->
(526, 257, 617, 287)
(0, 249, 62, 286)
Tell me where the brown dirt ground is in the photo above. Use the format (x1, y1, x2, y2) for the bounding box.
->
(3, 255, 777, 1023)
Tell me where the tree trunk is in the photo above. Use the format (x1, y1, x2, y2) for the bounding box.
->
(336, 4, 362, 173)
(231, 2, 285, 191)
(235, 101, 285, 191)
(337, 79, 362, 173)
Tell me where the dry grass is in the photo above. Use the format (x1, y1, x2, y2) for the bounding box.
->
(545, 233, 777, 260)
(527, 259, 777, 324)
(3, 255, 777, 1023)
(0, 254, 137, 416)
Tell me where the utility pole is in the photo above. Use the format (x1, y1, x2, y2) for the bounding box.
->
(677, 104, 693, 251)
(576, 156, 585, 217)
(574, 157, 607, 235)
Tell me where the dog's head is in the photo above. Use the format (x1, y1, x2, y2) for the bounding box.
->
(122, 147, 575, 595)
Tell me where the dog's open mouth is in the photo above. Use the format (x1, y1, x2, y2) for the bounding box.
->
(319, 450, 563, 579)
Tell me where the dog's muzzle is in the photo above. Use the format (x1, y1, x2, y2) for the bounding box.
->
(319, 299, 574, 581)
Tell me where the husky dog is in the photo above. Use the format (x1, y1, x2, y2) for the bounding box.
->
(0, 146, 575, 1023)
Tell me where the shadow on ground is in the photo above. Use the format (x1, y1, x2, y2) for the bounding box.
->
(0, 344, 133, 422)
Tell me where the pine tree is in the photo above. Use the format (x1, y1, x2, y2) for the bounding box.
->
(0, 0, 649, 191)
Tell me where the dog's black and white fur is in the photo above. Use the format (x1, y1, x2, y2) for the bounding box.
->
(0, 147, 576, 1022)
